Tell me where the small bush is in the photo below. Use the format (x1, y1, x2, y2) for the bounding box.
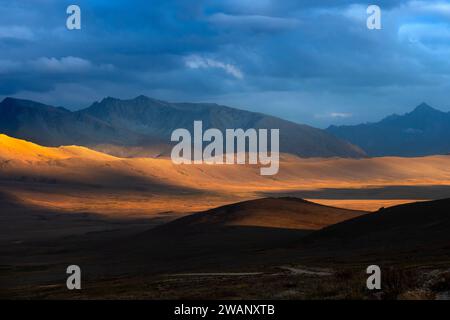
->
(429, 271, 450, 292)
(382, 267, 419, 299)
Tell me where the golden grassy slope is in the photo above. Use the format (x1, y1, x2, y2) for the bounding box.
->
(0, 134, 117, 161)
(1, 134, 450, 214)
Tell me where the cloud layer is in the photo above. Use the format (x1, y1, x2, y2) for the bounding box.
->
(0, 0, 449, 127)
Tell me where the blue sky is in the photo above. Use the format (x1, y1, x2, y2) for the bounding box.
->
(1, 0, 450, 127)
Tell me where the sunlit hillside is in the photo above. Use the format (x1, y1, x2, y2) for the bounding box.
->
(0, 134, 117, 162)
(1, 134, 450, 214)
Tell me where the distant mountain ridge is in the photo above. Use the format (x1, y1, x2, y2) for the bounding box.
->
(0, 96, 366, 158)
(0, 97, 145, 147)
(327, 103, 450, 157)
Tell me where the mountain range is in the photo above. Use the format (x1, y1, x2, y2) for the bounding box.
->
(327, 103, 450, 157)
(2, 96, 449, 158)
(0, 96, 365, 158)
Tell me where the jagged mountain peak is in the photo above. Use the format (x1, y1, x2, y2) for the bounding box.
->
(327, 103, 450, 157)
(410, 102, 440, 114)
(0, 97, 71, 113)
(1, 97, 48, 108)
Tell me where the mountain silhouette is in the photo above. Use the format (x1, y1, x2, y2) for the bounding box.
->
(0, 97, 146, 147)
(327, 103, 450, 156)
(0, 96, 366, 158)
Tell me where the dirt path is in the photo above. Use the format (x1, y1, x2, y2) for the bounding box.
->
(279, 266, 332, 276)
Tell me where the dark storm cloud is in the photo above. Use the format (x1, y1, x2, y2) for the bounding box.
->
(0, 0, 449, 126)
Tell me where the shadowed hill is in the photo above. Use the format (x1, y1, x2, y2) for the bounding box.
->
(115, 198, 450, 272)
(89, 198, 366, 273)
(0, 191, 108, 242)
(154, 197, 365, 232)
(297, 198, 450, 259)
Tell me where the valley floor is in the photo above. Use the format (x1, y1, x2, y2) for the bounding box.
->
(2, 135, 450, 299)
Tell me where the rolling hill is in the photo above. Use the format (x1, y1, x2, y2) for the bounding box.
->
(1, 134, 450, 216)
(82, 198, 450, 275)
(0, 133, 116, 162)
(327, 103, 450, 157)
(2, 133, 450, 193)
(298, 198, 450, 260)
(155, 197, 365, 231)
(93, 197, 366, 273)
